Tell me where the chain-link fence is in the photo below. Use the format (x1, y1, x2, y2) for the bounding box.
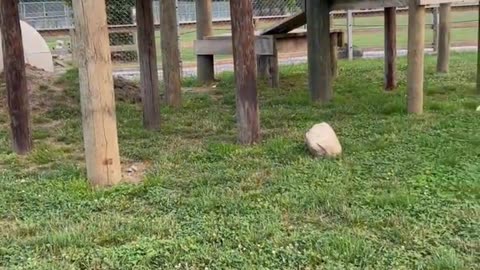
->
(19, 0, 479, 78)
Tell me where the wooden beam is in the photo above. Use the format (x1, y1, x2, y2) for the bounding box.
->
(436, 3, 451, 73)
(333, 0, 408, 10)
(136, 0, 161, 130)
(307, 0, 332, 102)
(261, 12, 306, 35)
(384, 7, 397, 90)
(160, 0, 182, 108)
(196, 0, 215, 83)
(417, 0, 469, 5)
(71, 0, 122, 186)
(195, 36, 274, 55)
(407, 0, 426, 114)
(229, 0, 261, 144)
(0, 0, 33, 155)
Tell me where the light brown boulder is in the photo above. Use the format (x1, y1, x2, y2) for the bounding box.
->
(305, 123, 342, 158)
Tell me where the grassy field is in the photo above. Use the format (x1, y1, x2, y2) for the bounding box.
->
(1, 53, 480, 269)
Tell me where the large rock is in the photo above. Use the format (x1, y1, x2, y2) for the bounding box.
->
(305, 123, 342, 158)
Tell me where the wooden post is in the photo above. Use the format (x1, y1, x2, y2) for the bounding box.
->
(432, 7, 439, 51)
(257, 38, 279, 88)
(196, 0, 215, 83)
(407, 0, 426, 114)
(69, 28, 79, 66)
(437, 3, 451, 73)
(160, 0, 182, 108)
(229, 0, 260, 145)
(307, 0, 332, 103)
(0, 0, 33, 155)
(72, 0, 122, 187)
(346, 10, 354, 60)
(330, 33, 338, 79)
(384, 7, 397, 90)
(136, 0, 161, 130)
(477, 4, 480, 94)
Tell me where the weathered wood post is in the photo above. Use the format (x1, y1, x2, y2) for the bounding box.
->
(346, 10, 354, 60)
(437, 3, 451, 73)
(330, 33, 338, 79)
(229, 0, 261, 144)
(136, 0, 161, 130)
(432, 7, 439, 51)
(384, 7, 397, 90)
(307, 0, 332, 103)
(0, 0, 33, 155)
(257, 37, 279, 88)
(160, 0, 182, 108)
(196, 0, 215, 83)
(477, 3, 480, 94)
(72, 0, 122, 187)
(407, 0, 426, 114)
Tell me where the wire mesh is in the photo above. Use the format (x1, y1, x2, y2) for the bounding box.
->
(17, 0, 480, 77)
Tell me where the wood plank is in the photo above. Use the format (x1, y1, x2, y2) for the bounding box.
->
(407, 0, 426, 114)
(230, 0, 261, 144)
(0, 0, 33, 155)
(385, 7, 397, 90)
(436, 3, 451, 73)
(136, 0, 161, 130)
(196, 0, 215, 83)
(195, 36, 274, 55)
(160, 0, 182, 108)
(333, 0, 409, 10)
(417, 0, 469, 5)
(71, 0, 122, 186)
(261, 12, 306, 35)
(307, 0, 332, 102)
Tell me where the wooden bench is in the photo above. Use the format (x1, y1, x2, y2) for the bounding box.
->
(194, 29, 344, 88)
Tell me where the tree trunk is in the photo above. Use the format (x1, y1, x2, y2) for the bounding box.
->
(230, 0, 261, 145)
(0, 0, 33, 155)
(160, 0, 182, 108)
(406, 1, 425, 114)
(384, 7, 397, 90)
(306, 0, 332, 103)
(72, 0, 122, 187)
(136, 0, 161, 130)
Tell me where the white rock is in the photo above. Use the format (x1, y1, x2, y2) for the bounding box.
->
(305, 123, 342, 158)
(476, 105, 480, 112)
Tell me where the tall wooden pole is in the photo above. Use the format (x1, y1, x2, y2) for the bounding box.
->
(406, 0, 426, 114)
(229, 0, 260, 145)
(0, 0, 33, 155)
(160, 0, 182, 108)
(307, 0, 332, 103)
(72, 0, 122, 187)
(384, 7, 397, 90)
(477, 3, 480, 94)
(136, 0, 161, 130)
(196, 0, 215, 83)
(437, 3, 451, 73)
(346, 10, 354, 60)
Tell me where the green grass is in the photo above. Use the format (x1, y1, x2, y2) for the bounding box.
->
(1, 53, 480, 269)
